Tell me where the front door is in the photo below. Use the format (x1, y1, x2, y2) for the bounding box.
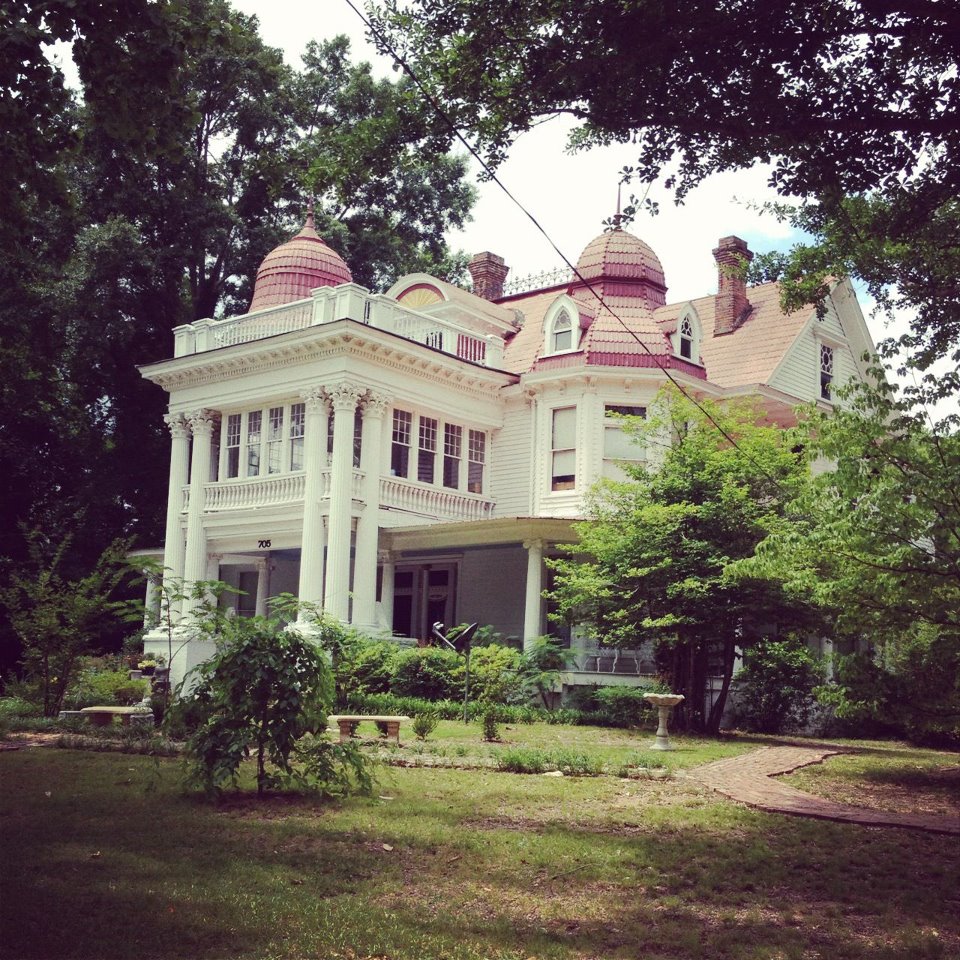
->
(391, 563, 458, 641)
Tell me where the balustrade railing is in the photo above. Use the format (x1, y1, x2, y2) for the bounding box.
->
(173, 285, 506, 368)
(181, 469, 365, 513)
(380, 477, 494, 521)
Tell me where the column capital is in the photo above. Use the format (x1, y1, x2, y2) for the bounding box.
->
(163, 412, 190, 439)
(187, 409, 219, 436)
(377, 549, 394, 565)
(327, 381, 364, 412)
(360, 391, 390, 419)
(301, 386, 329, 414)
(523, 538, 545, 552)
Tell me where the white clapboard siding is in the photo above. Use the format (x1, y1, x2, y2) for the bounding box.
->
(489, 400, 533, 516)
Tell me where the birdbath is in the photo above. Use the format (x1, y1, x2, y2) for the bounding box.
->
(643, 693, 685, 751)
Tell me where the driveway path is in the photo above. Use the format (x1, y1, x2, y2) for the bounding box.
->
(687, 745, 960, 835)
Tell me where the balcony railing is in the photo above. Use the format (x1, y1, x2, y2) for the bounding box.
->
(380, 477, 494, 521)
(173, 284, 506, 368)
(181, 472, 493, 522)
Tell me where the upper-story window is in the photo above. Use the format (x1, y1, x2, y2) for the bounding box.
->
(468, 430, 485, 493)
(603, 405, 646, 479)
(820, 343, 834, 400)
(551, 310, 573, 352)
(418, 417, 437, 483)
(674, 311, 700, 362)
(328, 410, 363, 468)
(391, 409, 412, 477)
(551, 406, 577, 491)
(222, 403, 305, 480)
(443, 424, 462, 488)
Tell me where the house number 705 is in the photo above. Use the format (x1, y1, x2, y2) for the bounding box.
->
(257, 539, 272, 549)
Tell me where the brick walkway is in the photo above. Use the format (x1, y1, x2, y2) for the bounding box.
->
(687, 745, 960, 835)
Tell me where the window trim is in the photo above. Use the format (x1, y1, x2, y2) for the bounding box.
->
(543, 296, 582, 356)
(672, 308, 702, 364)
(550, 405, 577, 492)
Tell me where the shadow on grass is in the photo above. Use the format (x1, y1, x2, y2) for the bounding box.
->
(1, 750, 957, 960)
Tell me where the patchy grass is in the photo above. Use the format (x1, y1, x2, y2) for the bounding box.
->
(370, 718, 753, 773)
(783, 741, 960, 818)
(2, 747, 958, 960)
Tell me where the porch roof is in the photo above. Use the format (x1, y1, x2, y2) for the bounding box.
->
(384, 516, 579, 552)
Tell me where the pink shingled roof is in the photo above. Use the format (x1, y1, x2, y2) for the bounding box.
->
(654, 282, 813, 388)
(576, 229, 667, 290)
(249, 220, 352, 312)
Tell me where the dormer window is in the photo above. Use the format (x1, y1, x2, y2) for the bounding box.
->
(672, 310, 701, 363)
(551, 310, 573, 352)
(679, 317, 694, 360)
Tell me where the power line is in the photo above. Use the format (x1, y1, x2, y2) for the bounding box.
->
(342, 0, 796, 489)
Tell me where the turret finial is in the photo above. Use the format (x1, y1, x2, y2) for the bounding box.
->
(306, 196, 315, 231)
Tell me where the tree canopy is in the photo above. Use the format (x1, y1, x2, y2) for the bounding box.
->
(1, 0, 475, 674)
(548, 390, 821, 733)
(368, 0, 960, 404)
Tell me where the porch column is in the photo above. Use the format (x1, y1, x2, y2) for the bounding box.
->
(379, 550, 395, 633)
(183, 410, 218, 617)
(297, 388, 329, 620)
(254, 557, 270, 618)
(522, 538, 544, 651)
(324, 382, 364, 621)
(353, 392, 389, 629)
(161, 413, 190, 620)
(142, 568, 161, 629)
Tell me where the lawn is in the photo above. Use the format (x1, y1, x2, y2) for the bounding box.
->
(782, 739, 960, 818)
(364, 718, 756, 773)
(2, 742, 958, 960)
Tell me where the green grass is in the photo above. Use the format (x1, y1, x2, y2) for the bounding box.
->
(783, 740, 960, 818)
(369, 718, 754, 773)
(2, 744, 958, 960)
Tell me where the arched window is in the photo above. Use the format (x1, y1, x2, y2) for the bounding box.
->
(551, 310, 573, 352)
(679, 317, 694, 360)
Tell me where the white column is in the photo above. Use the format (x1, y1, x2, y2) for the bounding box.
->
(255, 557, 270, 618)
(297, 388, 329, 619)
(353, 392, 389, 629)
(142, 568, 160, 629)
(161, 413, 190, 620)
(183, 409, 218, 617)
(324, 382, 364, 621)
(379, 550, 395, 633)
(522, 538, 545, 651)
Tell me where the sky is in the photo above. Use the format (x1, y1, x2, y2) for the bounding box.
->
(233, 0, 802, 304)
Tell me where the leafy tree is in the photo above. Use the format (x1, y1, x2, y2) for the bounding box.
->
(750, 380, 960, 741)
(516, 637, 569, 709)
(176, 611, 373, 797)
(368, 0, 960, 400)
(732, 638, 824, 734)
(1, 1, 476, 673)
(548, 389, 820, 734)
(0, 534, 139, 715)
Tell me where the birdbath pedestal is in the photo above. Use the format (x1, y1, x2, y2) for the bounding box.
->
(643, 693, 685, 751)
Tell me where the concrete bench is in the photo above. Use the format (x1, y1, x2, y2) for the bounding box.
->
(327, 715, 410, 744)
(79, 706, 153, 728)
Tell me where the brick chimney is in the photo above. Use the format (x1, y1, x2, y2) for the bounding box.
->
(712, 236, 753, 335)
(467, 251, 509, 301)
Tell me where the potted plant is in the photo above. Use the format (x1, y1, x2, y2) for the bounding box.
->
(138, 658, 158, 676)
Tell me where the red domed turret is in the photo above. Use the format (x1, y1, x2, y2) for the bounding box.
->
(248, 204, 352, 312)
(575, 228, 666, 290)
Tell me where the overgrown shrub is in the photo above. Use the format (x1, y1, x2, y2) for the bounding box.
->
(0, 697, 42, 719)
(390, 647, 463, 700)
(481, 706, 500, 741)
(550, 749, 604, 776)
(412, 711, 439, 741)
(495, 747, 547, 773)
(346, 640, 399, 696)
(65, 668, 148, 710)
(593, 686, 655, 727)
(734, 638, 824, 733)
(469, 644, 523, 703)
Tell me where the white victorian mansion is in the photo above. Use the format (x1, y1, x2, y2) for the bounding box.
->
(140, 207, 876, 690)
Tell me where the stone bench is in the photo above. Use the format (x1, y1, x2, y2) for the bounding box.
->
(327, 715, 410, 744)
(79, 706, 153, 728)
